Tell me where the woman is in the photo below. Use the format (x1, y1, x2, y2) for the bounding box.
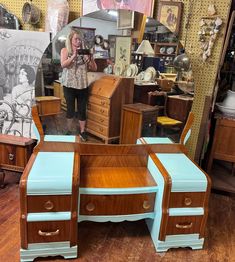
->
(61, 29, 97, 141)
(11, 64, 35, 117)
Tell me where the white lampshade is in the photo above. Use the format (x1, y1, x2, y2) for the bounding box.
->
(136, 40, 155, 56)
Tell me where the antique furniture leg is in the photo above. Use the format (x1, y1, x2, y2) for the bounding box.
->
(0, 169, 5, 188)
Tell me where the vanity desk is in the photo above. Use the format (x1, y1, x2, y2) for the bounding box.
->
(19, 140, 211, 261)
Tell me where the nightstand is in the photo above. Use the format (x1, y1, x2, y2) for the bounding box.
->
(0, 134, 36, 187)
(120, 103, 158, 144)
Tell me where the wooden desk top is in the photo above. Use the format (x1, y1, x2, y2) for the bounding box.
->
(0, 134, 35, 146)
(80, 167, 157, 188)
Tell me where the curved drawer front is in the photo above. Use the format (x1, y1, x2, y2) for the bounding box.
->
(27, 195, 71, 213)
(88, 95, 110, 107)
(79, 193, 156, 215)
(87, 103, 109, 117)
(169, 192, 205, 208)
(87, 120, 108, 136)
(27, 221, 70, 243)
(166, 215, 203, 235)
(87, 110, 109, 126)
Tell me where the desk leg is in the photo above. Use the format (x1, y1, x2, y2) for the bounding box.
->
(0, 169, 5, 188)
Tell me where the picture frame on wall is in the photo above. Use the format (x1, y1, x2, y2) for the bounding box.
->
(115, 36, 132, 65)
(117, 9, 134, 30)
(157, 1, 183, 35)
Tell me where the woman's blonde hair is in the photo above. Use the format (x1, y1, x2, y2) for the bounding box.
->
(65, 29, 84, 55)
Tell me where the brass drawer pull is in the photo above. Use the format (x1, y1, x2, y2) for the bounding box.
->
(9, 153, 14, 161)
(143, 200, 151, 210)
(100, 101, 106, 106)
(99, 118, 104, 123)
(100, 109, 105, 114)
(38, 229, 60, 237)
(44, 200, 54, 210)
(176, 222, 193, 229)
(99, 127, 104, 132)
(184, 197, 192, 206)
(86, 202, 95, 212)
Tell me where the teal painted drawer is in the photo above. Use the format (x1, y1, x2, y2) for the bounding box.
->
(27, 221, 70, 244)
(166, 215, 203, 235)
(27, 195, 71, 213)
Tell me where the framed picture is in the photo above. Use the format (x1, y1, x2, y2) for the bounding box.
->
(115, 36, 132, 65)
(82, 0, 154, 17)
(117, 9, 134, 30)
(157, 1, 183, 35)
(108, 35, 117, 61)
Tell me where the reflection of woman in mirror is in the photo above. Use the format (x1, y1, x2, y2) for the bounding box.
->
(60, 29, 97, 141)
(11, 64, 35, 116)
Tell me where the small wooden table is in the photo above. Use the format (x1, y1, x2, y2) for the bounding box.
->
(0, 134, 36, 187)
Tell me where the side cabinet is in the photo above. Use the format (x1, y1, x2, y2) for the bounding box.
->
(120, 103, 158, 144)
(0, 134, 36, 187)
(20, 151, 79, 262)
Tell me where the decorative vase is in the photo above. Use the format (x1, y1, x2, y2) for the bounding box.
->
(222, 90, 235, 109)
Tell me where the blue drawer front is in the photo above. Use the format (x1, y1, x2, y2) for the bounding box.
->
(27, 152, 74, 195)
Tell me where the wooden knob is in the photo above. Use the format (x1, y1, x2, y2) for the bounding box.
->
(143, 200, 151, 210)
(44, 200, 54, 210)
(8, 153, 14, 161)
(184, 197, 192, 206)
(86, 202, 95, 212)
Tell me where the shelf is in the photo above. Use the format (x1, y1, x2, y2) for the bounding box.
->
(155, 52, 176, 56)
(152, 42, 178, 46)
(80, 167, 157, 188)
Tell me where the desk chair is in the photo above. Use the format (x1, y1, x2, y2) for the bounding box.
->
(138, 112, 194, 148)
(148, 91, 184, 137)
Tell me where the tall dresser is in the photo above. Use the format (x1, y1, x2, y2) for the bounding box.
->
(86, 75, 134, 143)
(138, 137, 211, 251)
(20, 151, 79, 262)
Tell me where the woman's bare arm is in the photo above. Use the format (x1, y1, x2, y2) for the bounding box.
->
(60, 48, 77, 68)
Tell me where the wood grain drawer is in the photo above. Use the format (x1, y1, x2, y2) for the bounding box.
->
(27, 221, 70, 243)
(88, 95, 110, 107)
(79, 193, 156, 215)
(0, 144, 27, 167)
(27, 195, 71, 213)
(87, 110, 109, 126)
(169, 192, 205, 208)
(87, 119, 108, 136)
(166, 215, 203, 235)
(87, 103, 110, 117)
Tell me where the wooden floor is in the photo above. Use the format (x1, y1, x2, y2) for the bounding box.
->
(0, 172, 234, 262)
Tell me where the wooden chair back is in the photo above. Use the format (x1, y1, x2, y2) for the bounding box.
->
(179, 111, 195, 145)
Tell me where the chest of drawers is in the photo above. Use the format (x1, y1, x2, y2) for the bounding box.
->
(0, 134, 36, 187)
(87, 75, 134, 143)
(146, 149, 210, 252)
(20, 151, 79, 262)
